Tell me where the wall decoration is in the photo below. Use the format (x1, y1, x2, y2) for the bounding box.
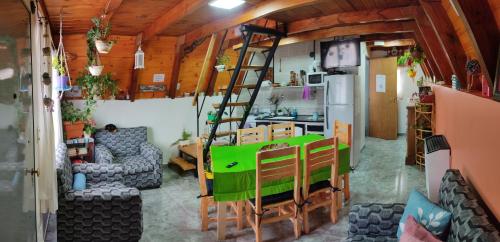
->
(139, 84, 166, 92)
(153, 73, 165, 83)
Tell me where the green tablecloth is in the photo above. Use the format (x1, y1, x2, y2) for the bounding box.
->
(210, 134, 350, 202)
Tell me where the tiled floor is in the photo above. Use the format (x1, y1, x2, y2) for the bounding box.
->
(140, 136, 426, 242)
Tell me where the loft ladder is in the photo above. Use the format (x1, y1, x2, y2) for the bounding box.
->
(196, 24, 284, 160)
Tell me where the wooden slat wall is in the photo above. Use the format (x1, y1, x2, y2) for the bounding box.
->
(135, 36, 177, 99)
(63, 34, 135, 93)
(442, 0, 478, 60)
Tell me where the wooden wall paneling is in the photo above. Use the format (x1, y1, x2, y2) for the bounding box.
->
(63, 34, 135, 95)
(104, 0, 124, 21)
(136, 36, 177, 99)
(419, 1, 467, 86)
(409, 31, 443, 82)
(487, 0, 500, 29)
(177, 38, 210, 97)
(168, 36, 185, 98)
(192, 33, 221, 105)
(449, 0, 499, 87)
(286, 6, 417, 35)
(412, 13, 455, 84)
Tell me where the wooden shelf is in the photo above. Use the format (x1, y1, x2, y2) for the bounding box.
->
(227, 66, 264, 72)
(169, 157, 195, 171)
(414, 102, 434, 171)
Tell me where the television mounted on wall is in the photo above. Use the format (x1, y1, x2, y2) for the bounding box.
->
(320, 38, 360, 71)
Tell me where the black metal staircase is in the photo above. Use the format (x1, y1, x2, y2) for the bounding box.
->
(201, 24, 284, 160)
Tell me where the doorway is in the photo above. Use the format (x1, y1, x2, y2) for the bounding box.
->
(368, 57, 398, 140)
(0, 0, 38, 241)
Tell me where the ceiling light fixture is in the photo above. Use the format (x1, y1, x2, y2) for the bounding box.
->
(209, 0, 245, 10)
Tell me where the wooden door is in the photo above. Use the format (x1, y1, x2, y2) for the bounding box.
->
(369, 57, 398, 140)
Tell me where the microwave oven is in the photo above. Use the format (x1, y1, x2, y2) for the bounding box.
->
(306, 72, 327, 86)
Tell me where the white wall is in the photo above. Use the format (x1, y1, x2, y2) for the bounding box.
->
(396, 65, 422, 134)
(0, 104, 17, 129)
(72, 95, 231, 163)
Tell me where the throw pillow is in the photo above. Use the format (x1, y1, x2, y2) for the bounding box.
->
(400, 215, 442, 242)
(397, 189, 451, 239)
(73, 173, 86, 191)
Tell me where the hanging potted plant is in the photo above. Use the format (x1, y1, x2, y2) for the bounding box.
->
(397, 45, 425, 80)
(87, 47, 103, 76)
(89, 17, 115, 54)
(52, 55, 70, 90)
(61, 101, 87, 139)
(215, 54, 230, 72)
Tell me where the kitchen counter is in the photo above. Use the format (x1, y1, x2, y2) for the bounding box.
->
(255, 115, 324, 123)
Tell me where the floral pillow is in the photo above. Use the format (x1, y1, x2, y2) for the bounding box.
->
(397, 189, 451, 239)
(400, 215, 442, 242)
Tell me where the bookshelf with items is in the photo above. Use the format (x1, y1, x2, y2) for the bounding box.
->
(415, 102, 433, 170)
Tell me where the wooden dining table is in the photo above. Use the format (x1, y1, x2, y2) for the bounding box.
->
(209, 134, 350, 240)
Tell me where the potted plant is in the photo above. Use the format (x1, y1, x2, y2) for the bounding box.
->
(52, 56, 70, 89)
(207, 111, 217, 122)
(171, 129, 192, 146)
(61, 101, 87, 139)
(87, 49, 103, 76)
(215, 54, 230, 72)
(89, 17, 115, 54)
(83, 120, 96, 139)
(398, 45, 425, 80)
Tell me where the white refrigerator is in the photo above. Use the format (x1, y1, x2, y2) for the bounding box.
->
(324, 74, 362, 167)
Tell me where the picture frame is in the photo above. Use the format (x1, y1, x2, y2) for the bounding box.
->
(494, 45, 500, 101)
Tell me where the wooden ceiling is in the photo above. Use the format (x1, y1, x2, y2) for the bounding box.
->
(44, 0, 419, 36)
(0, 0, 30, 38)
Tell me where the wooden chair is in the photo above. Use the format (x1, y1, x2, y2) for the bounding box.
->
(237, 126, 266, 145)
(246, 146, 302, 242)
(196, 138, 244, 231)
(268, 122, 295, 141)
(302, 137, 340, 234)
(334, 120, 352, 204)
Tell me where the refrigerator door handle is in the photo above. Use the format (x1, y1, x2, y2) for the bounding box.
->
(326, 81, 330, 104)
(326, 108, 329, 130)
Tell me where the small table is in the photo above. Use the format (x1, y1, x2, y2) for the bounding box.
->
(210, 134, 350, 240)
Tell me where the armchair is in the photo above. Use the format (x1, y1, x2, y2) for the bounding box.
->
(56, 144, 143, 242)
(95, 126, 162, 189)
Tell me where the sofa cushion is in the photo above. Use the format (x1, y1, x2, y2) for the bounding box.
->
(73, 173, 86, 191)
(116, 155, 155, 175)
(398, 190, 451, 239)
(400, 215, 442, 242)
(95, 127, 147, 157)
(439, 169, 500, 242)
(347, 235, 398, 242)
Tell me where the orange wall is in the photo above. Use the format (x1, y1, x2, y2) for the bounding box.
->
(434, 86, 500, 220)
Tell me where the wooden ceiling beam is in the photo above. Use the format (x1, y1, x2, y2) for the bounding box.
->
(287, 6, 418, 35)
(366, 39, 416, 47)
(419, 0, 467, 86)
(185, 0, 322, 44)
(105, 0, 124, 21)
(168, 36, 186, 98)
(142, 0, 209, 42)
(410, 31, 441, 80)
(257, 20, 415, 47)
(449, 0, 499, 87)
(411, 12, 455, 84)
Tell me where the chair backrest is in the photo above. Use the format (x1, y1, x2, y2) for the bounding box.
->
(255, 146, 301, 213)
(237, 126, 265, 145)
(55, 143, 73, 194)
(196, 138, 209, 196)
(334, 120, 352, 146)
(95, 126, 147, 157)
(268, 122, 295, 141)
(303, 137, 339, 199)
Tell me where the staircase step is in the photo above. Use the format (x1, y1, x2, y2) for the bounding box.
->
(207, 117, 243, 124)
(227, 66, 264, 72)
(213, 102, 249, 109)
(201, 131, 236, 139)
(169, 157, 195, 171)
(233, 43, 271, 52)
(219, 84, 257, 91)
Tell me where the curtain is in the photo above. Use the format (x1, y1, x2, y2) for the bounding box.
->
(33, 16, 58, 213)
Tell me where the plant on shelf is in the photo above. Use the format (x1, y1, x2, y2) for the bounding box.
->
(215, 54, 230, 72)
(61, 101, 88, 139)
(83, 119, 96, 139)
(398, 45, 425, 79)
(171, 129, 192, 146)
(88, 16, 115, 54)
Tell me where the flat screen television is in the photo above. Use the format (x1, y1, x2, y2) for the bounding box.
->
(320, 39, 360, 70)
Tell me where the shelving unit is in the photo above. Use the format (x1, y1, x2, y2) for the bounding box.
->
(415, 103, 434, 170)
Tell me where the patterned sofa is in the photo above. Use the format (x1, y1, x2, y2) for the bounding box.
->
(56, 143, 143, 242)
(95, 126, 162, 189)
(347, 169, 500, 242)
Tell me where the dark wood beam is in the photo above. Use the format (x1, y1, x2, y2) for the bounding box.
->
(143, 0, 209, 42)
(185, 0, 322, 44)
(287, 6, 418, 35)
(168, 36, 185, 98)
(409, 30, 444, 82)
(105, 0, 124, 22)
(360, 33, 414, 42)
(419, 0, 467, 86)
(449, 0, 499, 87)
(129, 33, 142, 102)
(412, 13, 456, 84)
